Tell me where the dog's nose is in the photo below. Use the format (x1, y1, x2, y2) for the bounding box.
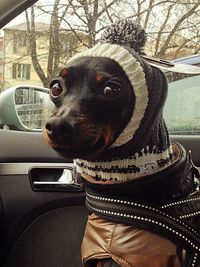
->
(45, 116, 73, 140)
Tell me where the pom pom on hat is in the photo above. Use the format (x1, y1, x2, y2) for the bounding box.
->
(100, 19, 147, 54)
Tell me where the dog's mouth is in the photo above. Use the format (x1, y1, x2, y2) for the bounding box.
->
(55, 136, 106, 160)
(43, 125, 113, 160)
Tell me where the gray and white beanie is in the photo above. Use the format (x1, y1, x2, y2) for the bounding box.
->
(71, 20, 174, 183)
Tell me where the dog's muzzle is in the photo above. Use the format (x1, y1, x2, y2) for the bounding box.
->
(43, 113, 114, 160)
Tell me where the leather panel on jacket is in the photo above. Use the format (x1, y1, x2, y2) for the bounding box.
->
(82, 213, 184, 267)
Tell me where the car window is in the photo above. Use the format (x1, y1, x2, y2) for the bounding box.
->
(164, 74, 200, 135)
(0, 0, 200, 133)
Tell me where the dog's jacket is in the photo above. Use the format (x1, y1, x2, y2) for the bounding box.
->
(80, 142, 199, 267)
(82, 214, 182, 267)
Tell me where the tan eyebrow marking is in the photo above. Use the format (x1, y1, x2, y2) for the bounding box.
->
(95, 73, 104, 82)
(60, 68, 68, 78)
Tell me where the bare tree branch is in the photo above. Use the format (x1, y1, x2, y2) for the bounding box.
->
(157, 2, 199, 57)
(154, 3, 175, 56)
(25, 7, 48, 86)
(143, 0, 154, 29)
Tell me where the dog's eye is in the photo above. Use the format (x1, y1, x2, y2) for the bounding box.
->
(50, 82, 63, 98)
(103, 82, 122, 98)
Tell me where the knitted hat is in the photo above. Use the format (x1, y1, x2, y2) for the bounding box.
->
(69, 19, 174, 182)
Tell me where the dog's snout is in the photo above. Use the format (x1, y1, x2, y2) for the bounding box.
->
(45, 116, 73, 140)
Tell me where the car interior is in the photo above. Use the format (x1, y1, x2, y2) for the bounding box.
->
(0, 0, 200, 266)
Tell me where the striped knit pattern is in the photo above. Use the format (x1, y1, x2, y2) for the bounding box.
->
(74, 146, 174, 182)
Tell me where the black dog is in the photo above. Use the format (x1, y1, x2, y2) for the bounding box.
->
(44, 57, 134, 161)
(44, 20, 200, 267)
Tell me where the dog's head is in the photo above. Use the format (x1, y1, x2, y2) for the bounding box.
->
(44, 55, 135, 160)
(44, 20, 170, 167)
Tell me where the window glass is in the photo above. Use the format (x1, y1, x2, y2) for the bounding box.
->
(164, 74, 200, 135)
(0, 0, 200, 132)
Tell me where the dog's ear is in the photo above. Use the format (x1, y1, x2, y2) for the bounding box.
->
(60, 68, 68, 78)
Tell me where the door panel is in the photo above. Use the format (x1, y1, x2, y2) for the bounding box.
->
(4, 206, 88, 267)
(0, 130, 67, 163)
(0, 130, 87, 266)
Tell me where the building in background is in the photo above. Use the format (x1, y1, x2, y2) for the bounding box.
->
(3, 23, 49, 90)
(3, 22, 89, 91)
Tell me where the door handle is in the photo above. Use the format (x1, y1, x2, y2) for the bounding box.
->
(29, 166, 84, 192)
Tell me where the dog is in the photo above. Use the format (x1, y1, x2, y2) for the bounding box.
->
(43, 20, 199, 267)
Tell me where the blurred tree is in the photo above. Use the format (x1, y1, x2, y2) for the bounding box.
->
(25, 0, 119, 86)
(124, 0, 200, 58)
(24, 0, 200, 86)
(25, 1, 73, 87)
